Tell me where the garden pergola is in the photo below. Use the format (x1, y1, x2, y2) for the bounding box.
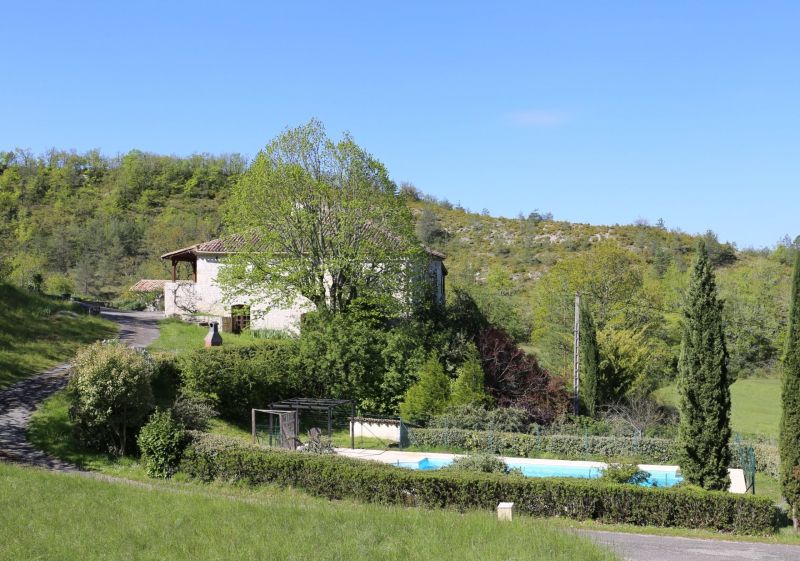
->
(268, 397, 356, 449)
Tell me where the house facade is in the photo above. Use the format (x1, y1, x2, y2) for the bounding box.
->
(160, 236, 446, 333)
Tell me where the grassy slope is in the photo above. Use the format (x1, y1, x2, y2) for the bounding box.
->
(27, 391, 147, 479)
(147, 318, 292, 354)
(0, 284, 117, 388)
(0, 462, 617, 561)
(653, 378, 781, 440)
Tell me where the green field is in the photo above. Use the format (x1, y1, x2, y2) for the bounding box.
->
(654, 377, 782, 439)
(0, 284, 117, 389)
(0, 462, 617, 561)
(147, 318, 294, 354)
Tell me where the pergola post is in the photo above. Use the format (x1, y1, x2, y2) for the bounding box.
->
(351, 402, 356, 449)
(191, 259, 197, 283)
(171, 259, 177, 282)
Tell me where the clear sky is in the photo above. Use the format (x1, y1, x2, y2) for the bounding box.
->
(2, 1, 798, 248)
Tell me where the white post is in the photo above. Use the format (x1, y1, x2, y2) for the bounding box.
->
(497, 502, 515, 521)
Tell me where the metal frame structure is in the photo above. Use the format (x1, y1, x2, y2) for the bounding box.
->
(251, 408, 300, 449)
(269, 397, 356, 449)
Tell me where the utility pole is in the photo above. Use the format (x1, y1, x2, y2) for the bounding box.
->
(573, 292, 581, 415)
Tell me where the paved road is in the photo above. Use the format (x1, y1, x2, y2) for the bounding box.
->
(582, 529, 800, 561)
(0, 310, 161, 468)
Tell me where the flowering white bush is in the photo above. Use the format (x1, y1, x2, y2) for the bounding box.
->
(67, 341, 154, 455)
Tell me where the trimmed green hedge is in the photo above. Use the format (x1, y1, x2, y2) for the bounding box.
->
(409, 428, 781, 477)
(180, 433, 780, 535)
(409, 427, 676, 463)
(178, 340, 301, 420)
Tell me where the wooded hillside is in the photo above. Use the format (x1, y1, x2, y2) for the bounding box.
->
(1, 148, 796, 389)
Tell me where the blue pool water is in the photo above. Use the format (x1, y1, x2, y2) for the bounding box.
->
(395, 457, 683, 488)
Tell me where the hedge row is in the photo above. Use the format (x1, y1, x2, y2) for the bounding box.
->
(409, 427, 676, 463)
(178, 340, 301, 420)
(409, 428, 781, 477)
(180, 433, 780, 535)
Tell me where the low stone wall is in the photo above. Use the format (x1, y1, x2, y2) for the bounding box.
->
(351, 418, 408, 446)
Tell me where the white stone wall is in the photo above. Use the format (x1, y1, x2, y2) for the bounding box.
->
(164, 255, 312, 333)
(351, 419, 408, 443)
(164, 253, 444, 332)
(164, 281, 202, 317)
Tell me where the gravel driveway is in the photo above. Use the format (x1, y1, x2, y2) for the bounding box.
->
(0, 309, 161, 468)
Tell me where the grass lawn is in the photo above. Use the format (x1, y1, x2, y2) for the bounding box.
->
(0, 284, 117, 389)
(27, 391, 148, 480)
(653, 377, 782, 440)
(0, 462, 618, 561)
(147, 318, 293, 353)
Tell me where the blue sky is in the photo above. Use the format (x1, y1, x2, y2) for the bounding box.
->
(2, 1, 798, 248)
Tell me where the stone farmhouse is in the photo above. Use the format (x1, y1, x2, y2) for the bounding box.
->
(153, 235, 446, 333)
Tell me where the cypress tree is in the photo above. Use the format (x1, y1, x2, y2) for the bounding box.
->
(677, 240, 732, 491)
(780, 251, 800, 529)
(579, 301, 600, 417)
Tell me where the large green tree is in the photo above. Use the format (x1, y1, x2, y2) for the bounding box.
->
(221, 119, 421, 315)
(780, 251, 800, 529)
(677, 241, 732, 491)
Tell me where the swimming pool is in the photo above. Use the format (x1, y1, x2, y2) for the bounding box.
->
(394, 457, 683, 488)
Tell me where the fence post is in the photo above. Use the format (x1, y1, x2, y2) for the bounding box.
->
(351, 402, 356, 449)
(251, 408, 256, 444)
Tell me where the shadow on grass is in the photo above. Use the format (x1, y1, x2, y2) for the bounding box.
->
(26, 390, 141, 476)
(0, 285, 117, 389)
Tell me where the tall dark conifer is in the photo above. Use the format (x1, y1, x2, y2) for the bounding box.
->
(677, 241, 732, 491)
(580, 301, 600, 417)
(780, 251, 800, 529)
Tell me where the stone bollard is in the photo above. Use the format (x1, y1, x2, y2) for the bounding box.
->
(497, 502, 514, 521)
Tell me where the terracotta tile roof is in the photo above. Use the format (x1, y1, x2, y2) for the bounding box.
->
(129, 279, 169, 292)
(162, 235, 445, 260)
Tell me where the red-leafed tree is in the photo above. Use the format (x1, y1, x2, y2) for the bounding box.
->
(476, 326, 569, 424)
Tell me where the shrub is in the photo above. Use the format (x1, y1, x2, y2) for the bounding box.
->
(67, 342, 154, 455)
(179, 340, 300, 420)
(377, 322, 428, 414)
(429, 404, 529, 433)
(150, 353, 181, 405)
(476, 326, 568, 424)
(544, 415, 614, 437)
(138, 409, 186, 478)
(180, 433, 780, 535)
(413, 426, 780, 477)
(298, 309, 389, 412)
(303, 435, 335, 455)
(444, 453, 510, 475)
(399, 353, 451, 424)
(172, 393, 217, 431)
(409, 427, 677, 462)
(449, 343, 488, 407)
(600, 463, 651, 485)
